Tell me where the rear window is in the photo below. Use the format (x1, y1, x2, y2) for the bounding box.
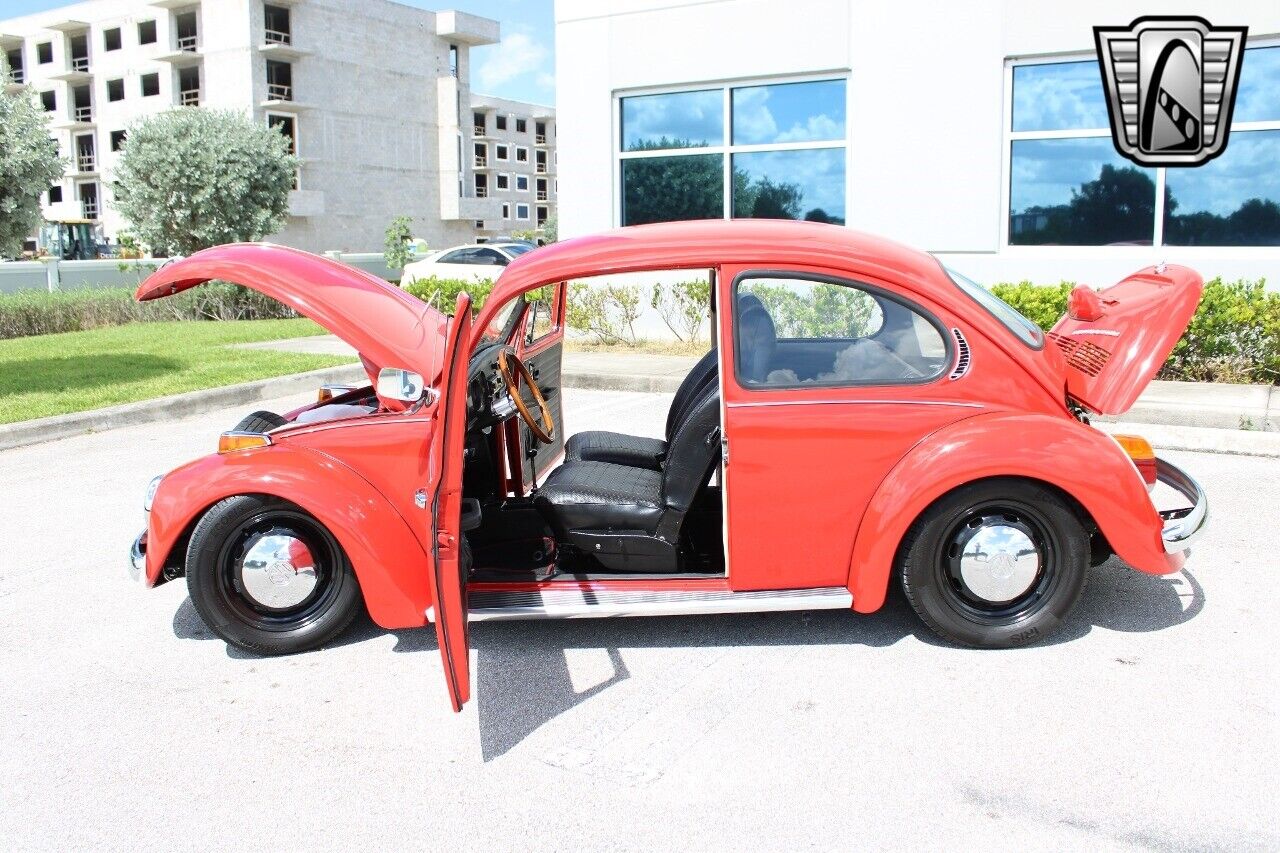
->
(944, 266, 1044, 349)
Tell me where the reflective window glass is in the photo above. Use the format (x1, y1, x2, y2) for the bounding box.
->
(1164, 130, 1280, 246)
(1009, 138, 1156, 245)
(1234, 46, 1280, 123)
(732, 79, 845, 144)
(621, 154, 724, 225)
(732, 149, 845, 223)
(620, 90, 723, 151)
(1011, 61, 1110, 131)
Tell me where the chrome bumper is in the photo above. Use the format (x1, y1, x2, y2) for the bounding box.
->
(129, 530, 147, 582)
(1157, 459, 1208, 554)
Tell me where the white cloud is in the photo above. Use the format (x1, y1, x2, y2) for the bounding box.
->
(476, 32, 549, 92)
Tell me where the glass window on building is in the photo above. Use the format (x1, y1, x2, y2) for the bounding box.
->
(618, 78, 847, 226)
(1008, 46, 1280, 247)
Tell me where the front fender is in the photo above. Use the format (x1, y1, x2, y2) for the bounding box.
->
(847, 411, 1179, 613)
(147, 444, 433, 630)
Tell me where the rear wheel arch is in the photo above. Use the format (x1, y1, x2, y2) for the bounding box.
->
(847, 412, 1161, 613)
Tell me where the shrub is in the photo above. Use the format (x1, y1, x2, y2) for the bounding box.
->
(651, 279, 710, 342)
(401, 276, 494, 313)
(383, 216, 414, 271)
(0, 284, 295, 340)
(989, 281, 1074, 330)
(567, 283, 643, 346)
(992, 277, 1279, 385)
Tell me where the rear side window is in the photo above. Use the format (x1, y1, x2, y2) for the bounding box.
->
(945, 266, 1044, 349)
(734, 273, 949, 388)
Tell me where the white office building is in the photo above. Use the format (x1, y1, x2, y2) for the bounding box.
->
(469, 93, 556, 241)
(555, 0, 1280, 286)
(0, 0, 511, 254)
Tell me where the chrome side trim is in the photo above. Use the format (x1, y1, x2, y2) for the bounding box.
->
(726, 399, 982, 410)
(1157, 458, 1209, 554)
(128, 531, 146, 582)
(458, 585, 853, 622)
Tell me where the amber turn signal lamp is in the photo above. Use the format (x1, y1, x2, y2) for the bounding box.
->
(218, 431, 273, 454)
(1113, 433, 1157, 487)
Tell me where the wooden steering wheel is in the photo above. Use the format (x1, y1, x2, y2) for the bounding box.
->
(497, 347, 555, 444)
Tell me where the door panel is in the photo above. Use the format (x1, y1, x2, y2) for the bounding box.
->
(430, 292, 473, 712)
(516, 282, 566, 480)
(718, 265, 977, 593)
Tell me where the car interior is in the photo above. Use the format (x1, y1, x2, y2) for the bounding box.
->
(460, 280, 728, 580)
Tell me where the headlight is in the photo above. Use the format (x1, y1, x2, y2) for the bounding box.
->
(144, 475, 163, 512)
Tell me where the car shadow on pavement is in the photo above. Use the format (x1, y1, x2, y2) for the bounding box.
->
(170, 560, 1203, 761)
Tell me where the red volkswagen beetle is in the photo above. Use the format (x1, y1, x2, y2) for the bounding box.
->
(129, 220, 1207, 711)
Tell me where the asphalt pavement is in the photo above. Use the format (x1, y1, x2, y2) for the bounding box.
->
(0, 388, 1276, 851)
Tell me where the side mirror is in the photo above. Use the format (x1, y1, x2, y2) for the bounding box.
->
(376, 367, 426, 403)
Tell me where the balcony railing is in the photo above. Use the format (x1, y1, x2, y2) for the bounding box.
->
(535, 163, 548, 174)
(180, 89, 200, 106)
(474, 156, 487, 167)
(73, 105, 92, 122)
(265, 28, 292, 46)
(536, 190, 548, 201)
(475, 186, 488, 198)
(535, 133, 547, 144)
(267, 83, 292, 101)
(7, 68, 25, 84)
(76, 154, 96, 172)
(71, 56, 89, 72)
(82, 198, 99, 219)
(472, 124, 486, 136)
(178, 35, 198, 52)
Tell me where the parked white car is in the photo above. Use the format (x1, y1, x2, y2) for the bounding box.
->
(399, 242, 537, 287)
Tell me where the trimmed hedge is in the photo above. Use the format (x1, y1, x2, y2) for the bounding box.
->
(401, 275, 494, 312)
(993, 277, 1279, 385)
(0, 283, 295, 340)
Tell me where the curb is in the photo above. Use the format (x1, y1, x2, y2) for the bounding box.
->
(1097, 422, 1280, 458)
(562, 371, 684, 394)
(0, 363, 365, 452)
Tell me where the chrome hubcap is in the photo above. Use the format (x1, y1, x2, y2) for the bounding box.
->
(239, 532, 318, 610)
(957, 523, 1041, 604)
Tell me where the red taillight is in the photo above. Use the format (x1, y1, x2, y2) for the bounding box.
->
(1113, 433, 1157, 488)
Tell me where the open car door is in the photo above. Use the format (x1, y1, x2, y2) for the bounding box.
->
(430, 292, 473, 712)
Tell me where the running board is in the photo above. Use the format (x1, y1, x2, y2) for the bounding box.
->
(444, 586, 852, 622)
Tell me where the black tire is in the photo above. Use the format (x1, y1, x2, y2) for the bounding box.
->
(185, 495, 361, 655)
(899, 479, 1089, 648)
(232, 410, 288, 434)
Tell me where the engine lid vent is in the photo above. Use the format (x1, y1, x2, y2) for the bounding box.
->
(1047, 332, 1111, 377)
(948, 328, 971, 380)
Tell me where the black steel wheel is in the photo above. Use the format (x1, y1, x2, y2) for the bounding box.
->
(186, 495, 361, 655)
(899, 479, 1089, 648)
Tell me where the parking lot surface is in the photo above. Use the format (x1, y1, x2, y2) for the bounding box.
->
(1, 388, 1276, 851)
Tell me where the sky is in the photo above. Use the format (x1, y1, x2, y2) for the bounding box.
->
(2, 0, 557, 104)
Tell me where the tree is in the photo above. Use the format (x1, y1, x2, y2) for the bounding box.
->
(0, 88, 64, 256)
(651, 278, 710, 342)
(113, 109, 297, 256)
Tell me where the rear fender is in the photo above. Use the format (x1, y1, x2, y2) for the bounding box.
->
(847, 412, 1179, 613)
(147, 445, 433, 629)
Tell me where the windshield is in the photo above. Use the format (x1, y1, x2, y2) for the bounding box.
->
(477, 294, 525, 345)
(944, 266, 1045, 349)
(503, 244, 535, 258)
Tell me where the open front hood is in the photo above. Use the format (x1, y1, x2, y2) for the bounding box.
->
(136, 244, 449, 383)
(1049, 265, 1203, 416)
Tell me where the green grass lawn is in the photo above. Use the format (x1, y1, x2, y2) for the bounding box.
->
(0, 320, 354, 424)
